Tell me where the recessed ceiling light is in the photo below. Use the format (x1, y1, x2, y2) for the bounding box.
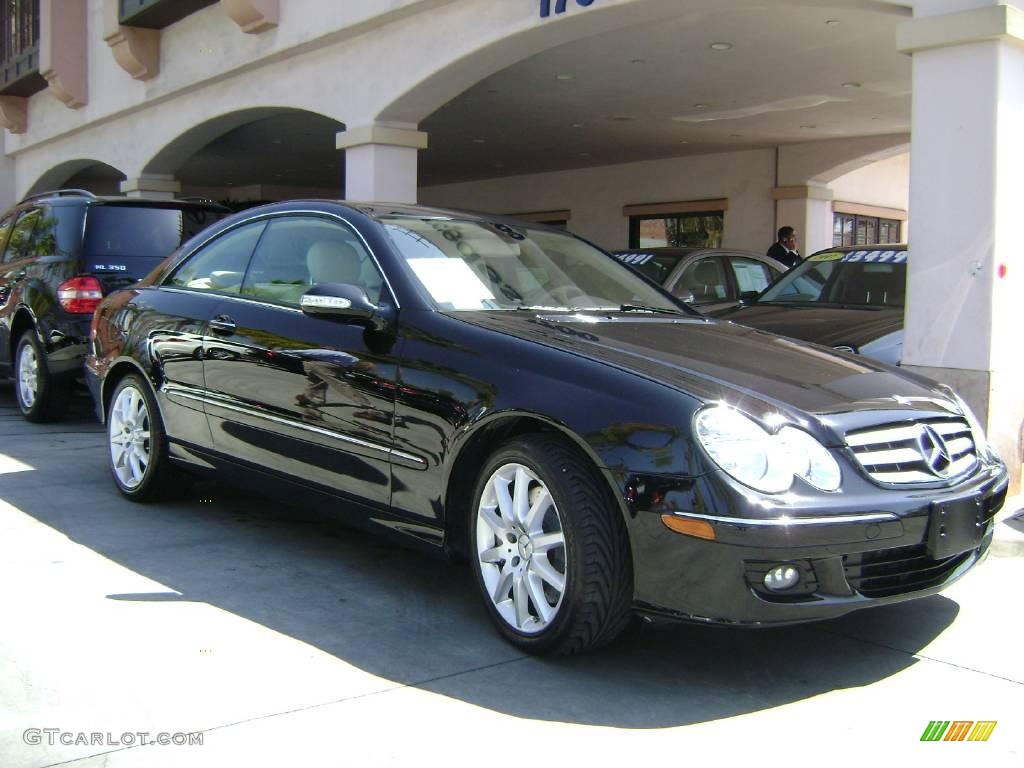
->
(679, 140, 690, 144)
(472, 138, 486, 144)
(842, 81, 862, 89)
(709, 42, 733, 51)
(556, 74, 574, 81)
(694, 103, 710, 109)
(825, 19, 841, 26)
(800, 124, 817, 129)
(571, 122, 585, 128)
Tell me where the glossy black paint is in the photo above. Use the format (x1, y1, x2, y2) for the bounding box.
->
(711, 303, 903, 348)
(86, 201, 1008, 625)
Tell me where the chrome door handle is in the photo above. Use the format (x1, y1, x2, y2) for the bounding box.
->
(209, 315, 236, 334)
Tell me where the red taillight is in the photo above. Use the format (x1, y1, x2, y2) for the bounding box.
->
(58, 276, 104, 314)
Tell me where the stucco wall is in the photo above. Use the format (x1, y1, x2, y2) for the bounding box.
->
(831, 153, 910, 211)
(420, 148, 777, 252)
(0, 132, 14, 211)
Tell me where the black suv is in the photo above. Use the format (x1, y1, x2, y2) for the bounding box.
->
(0, 190, 226, 421)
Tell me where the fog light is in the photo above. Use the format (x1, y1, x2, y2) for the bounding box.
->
(763, 564, 801, 592)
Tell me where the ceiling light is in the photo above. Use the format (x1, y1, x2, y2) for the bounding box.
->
(709, 42, 733, 51)
(842, 81, 862, 89)
(679, 140, 690, 144)
(800, 124, 817, 129)
(572, 122, 585, 128)
(825, 19, 841, 26)
(556, 74, 574, 81)
(472, 138, 486, 144)
(694, 103, 710, 110)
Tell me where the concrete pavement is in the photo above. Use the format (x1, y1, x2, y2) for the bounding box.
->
(0, 383, 1020, 768)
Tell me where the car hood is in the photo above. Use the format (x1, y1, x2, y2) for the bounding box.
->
(453, 311, 954, 439)
(713, 304, 904, 349)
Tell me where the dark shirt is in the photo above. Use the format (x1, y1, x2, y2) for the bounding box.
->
(767, 241, 801, 269)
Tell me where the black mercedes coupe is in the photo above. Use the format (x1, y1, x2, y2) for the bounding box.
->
(85, 202, 1008, 655)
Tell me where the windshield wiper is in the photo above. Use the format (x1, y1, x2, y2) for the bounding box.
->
(615, 303, 688, 316)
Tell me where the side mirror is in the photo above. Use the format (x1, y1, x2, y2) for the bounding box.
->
(738, 290, 760, 304)
(301, 283, 392, 330)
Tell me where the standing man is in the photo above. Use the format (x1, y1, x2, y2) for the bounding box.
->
(767, 226, 801, 269)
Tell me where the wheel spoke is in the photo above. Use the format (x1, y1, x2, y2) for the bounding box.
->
(513, 572, 531, 629)
(523, 488, 553, 534)
(479, 504, 511, 538)
(479, 545, 506, 564)
(493, 474, 514, 522)
(530, 554, 565, 593)
(492, 563, 514, 604)
(525, 572, 555, 624)
(531, 531, 564, 554)
(512, 467, 530, 527)
(128, 450, 144, 483)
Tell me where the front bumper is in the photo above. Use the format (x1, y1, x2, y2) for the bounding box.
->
(616, 462, 1008, 625)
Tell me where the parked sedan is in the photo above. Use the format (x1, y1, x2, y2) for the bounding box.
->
(613, 247, 786, 313)
(712, 246, 907, 364)
(86, 204, 1006, 655)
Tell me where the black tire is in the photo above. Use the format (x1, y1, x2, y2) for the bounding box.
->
(14, 332, 70, 423)
(469, 434, 633, 655)
(107, 373, 182, 501)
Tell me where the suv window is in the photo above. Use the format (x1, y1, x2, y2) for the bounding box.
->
(3, 209, 43, 263)
(241, 217, 383, 305)
(84, 205, 225, 277)
(168, 221, 267, 293)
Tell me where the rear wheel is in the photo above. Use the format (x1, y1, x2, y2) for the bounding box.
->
(15, 333, 69, 422)
(107, 374, 180, 501)
(470, 434, 633, 655)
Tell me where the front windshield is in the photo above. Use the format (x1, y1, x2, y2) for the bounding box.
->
(759, 248, 907, 307)
(382, 216, 684, 312)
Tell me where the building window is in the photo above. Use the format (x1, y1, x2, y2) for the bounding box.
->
(832, 203, 905, 247)
(622, 199, 728, 249)
(506, 210, 570, 230)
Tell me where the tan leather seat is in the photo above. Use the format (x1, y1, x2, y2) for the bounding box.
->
(306, 241, 364, 285)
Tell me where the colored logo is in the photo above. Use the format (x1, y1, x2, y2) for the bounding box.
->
(921, 721, 997, 742)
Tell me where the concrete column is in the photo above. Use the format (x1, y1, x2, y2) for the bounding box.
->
(0, 132, 15, 212)
(899, 2, 1024, 491)
(772, 184, 835, 257)
(336, 124, 428, 203)
(120, 174, 181, 200)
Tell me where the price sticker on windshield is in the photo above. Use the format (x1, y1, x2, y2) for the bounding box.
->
(840, 250, 907, 264)
(808, 251, 844, 262)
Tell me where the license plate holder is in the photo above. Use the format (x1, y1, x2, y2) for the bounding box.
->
(926, 495, 985, 559)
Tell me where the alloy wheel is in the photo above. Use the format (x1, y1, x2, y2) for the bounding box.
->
(475, 463, 567, 634)
(17, 342, 38, 409)
(109, 385, 152, 489)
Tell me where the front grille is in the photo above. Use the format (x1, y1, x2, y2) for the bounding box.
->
(845, 418, 978, 484)
(844, 544, 972, 598)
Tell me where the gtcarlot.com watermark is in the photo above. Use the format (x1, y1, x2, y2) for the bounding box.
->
(23, 729, 203, 747)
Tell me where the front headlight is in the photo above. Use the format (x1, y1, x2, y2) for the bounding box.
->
(695, 406, 841, 493)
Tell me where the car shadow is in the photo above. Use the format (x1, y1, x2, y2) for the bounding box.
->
(0, 384, 960, 729)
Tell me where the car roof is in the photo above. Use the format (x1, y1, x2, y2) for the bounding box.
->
(808, 244, 908, 255)
(612, 246, 765, 258)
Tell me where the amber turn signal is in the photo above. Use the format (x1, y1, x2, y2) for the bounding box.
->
(660, 514, 716, 540)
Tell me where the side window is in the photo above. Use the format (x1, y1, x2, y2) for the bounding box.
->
(168, 221, 266, 293)
(3, 209, 42, 263)
(674, 257, 728, 303)
(241, 217, 383, 305)
(729, 257, 775, 295)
